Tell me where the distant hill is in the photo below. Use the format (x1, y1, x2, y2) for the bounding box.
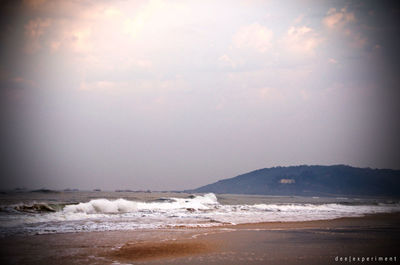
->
(187, 165, 400, 197)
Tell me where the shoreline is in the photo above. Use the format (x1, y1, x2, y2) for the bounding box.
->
(224, 212, 400, 229)
(1, 212, 399, 264)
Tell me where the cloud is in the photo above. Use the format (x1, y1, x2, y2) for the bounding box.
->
(282, 26, 322, 56)
(22, 0, 129, 55)
(328, 58, 338, 64)
(323, 7, 355, 29)
(22, 2, 99, 55)
(0, 73, 37, 102)
(103, 6, 123, 18)
(123, 0, 188, 39)
(233, 23, 274, 53)
(46, 21, 93, 54)
(69, 27, 93, 53)
(218, 54, 236, 69)
(293, 14, 304, 25)
(350, 32, 367, 48)
(79, 80, 123, 92)
(24, 18, 52, 53)
(258, 86, 283, 101)
(23, 0, 47, 9)
(323, 7, 367, 49)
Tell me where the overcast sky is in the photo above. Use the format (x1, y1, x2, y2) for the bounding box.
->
(1, 0, 399, 190)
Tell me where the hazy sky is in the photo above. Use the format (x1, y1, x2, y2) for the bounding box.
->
(1, 0, 399, 190)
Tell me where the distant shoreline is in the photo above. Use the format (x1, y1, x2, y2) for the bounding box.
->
(189, 165, 400, 197)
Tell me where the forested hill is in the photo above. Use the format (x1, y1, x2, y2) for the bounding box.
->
(188, 165, 400, 197)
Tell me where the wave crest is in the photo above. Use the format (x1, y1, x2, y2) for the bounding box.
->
(13, 203, 56, 213)
(63, 198, 137, 214)
(63, 193, 219, 214)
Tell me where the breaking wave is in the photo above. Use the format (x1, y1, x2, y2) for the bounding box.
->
(63, 193, 218, 214)
(1, 202, 64, 213)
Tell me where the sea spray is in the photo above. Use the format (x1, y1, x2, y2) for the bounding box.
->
(63, 193, 218, 214)
(64, 198, 138, 214)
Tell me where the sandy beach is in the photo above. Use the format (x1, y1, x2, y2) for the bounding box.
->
(1, 213, 399, 265)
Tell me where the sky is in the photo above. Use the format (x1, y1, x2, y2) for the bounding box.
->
(1, 0, 400, 190)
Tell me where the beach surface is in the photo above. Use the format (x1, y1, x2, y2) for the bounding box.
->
(1, 213, 399, 265)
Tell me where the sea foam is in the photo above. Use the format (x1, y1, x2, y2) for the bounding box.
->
(63, 193, 218, 214)
(64, 198, 138, 214)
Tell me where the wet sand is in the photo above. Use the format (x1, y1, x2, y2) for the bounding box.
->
(1, 213, 399, 264)
(110, 240, 212, 262)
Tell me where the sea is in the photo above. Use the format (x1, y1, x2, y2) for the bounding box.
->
(0, 190, 399, 237)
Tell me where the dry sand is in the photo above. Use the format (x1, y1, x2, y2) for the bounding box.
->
(1, 213, 399, 264)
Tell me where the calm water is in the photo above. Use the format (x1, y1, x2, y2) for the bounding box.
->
(0, 190, 399, 237)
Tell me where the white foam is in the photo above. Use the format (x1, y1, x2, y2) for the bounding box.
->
(64, 198, 138, 214)
(63, 193, 218, 214)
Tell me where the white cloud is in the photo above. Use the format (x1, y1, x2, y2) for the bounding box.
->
(218, 54, 236, 69)
(233, 23, 274, 53)
(282, 26, 322, 56)
(123, 0, 188, 39)
(79, 80, 122, 92)
(323, 7, 355, 29)
(323, 7, 366, 49)
(328, 58, 338, 64)
(103, 7, 123, 18)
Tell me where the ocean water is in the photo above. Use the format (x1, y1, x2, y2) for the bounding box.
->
(0, 191, 399, 237)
